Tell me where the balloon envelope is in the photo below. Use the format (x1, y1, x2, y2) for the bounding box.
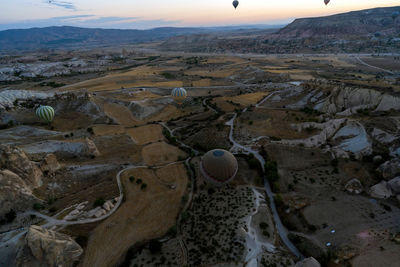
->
(324, 0, 330, 5)
(171, 87, 187, 104)
(233, 0, 239, 9)
(200, 149, 238, 185)
(36, 105, 55, 123)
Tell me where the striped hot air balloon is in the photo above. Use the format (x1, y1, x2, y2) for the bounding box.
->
(171, 87, 187, 104)
(36, 105, 55, 123)
(200, 149, 238, 186)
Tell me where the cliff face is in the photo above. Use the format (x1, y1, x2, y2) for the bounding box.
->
(160, 6, 400, 53)
(16, 226, 83, 267)
(277, 6, 400, 39)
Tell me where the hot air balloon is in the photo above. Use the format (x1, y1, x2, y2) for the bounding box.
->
(233, 0, 239, 9)
(171, 87, 187, 104)
(36, 105, 55, 123)
(200, 149, 238, 185)
(324, 0, 330, 5)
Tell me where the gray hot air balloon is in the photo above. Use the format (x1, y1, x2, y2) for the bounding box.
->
(200, 149, 238, 186)
(324, 0, 330, 5)
(232, 0, 239, 9)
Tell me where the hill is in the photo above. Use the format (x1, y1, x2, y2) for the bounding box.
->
(160, 6, 400, 54)
(277, 6, 400, 38)
(0, 26, 215, 51)
(0, 25, 282, 52)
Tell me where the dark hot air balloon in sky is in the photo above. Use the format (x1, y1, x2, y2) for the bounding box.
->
(324, 0, 330, 5)
(233, 0, 239, 9)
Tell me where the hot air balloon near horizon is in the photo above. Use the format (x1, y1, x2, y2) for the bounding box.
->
(324, 0, 330, 5)
(171, 87, 187, 104)
(36, 105, 55, 123)
(233, 0, 239, 10)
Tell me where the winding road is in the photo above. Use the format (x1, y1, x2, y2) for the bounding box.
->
(355, 56, 394, 74)
(0, 165, 136, 248)
(227, 97, 303, 260)
(1, 91, 302, 265)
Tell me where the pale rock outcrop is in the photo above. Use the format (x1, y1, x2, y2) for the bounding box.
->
(316, 87, 381, 114)
(0, 145, 42, 188)
(377, 159, 400, 180)
(286, 118, 346, 147)
(19, 138, 100, 160)
(391, 147, 400, 157)
(103, 201, 114, 211)
(370, 181, 393, 199)
(84, 137, 100, 157)
(370, 128, 396, 144)
(16, 225, 82, 267)
(315, 87, 400, 115)
(295, 257, 321, 267)
(285, 119, 372, 158)
(86, 207, 106, 218)
(375, 94, 400, 111)
(388, 177, 400, 195)
(332, 121, 371, 157)
(0, 170, 37, 217)
(0, 126, 61, 145)
(345, 178, 363, 194)
(0, 90, 53, 110)
(40, 153, 61, 173)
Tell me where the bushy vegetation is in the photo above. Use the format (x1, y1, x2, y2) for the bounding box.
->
(93, 198, 105, 207)
(33, 203, 44, 211)
(0, 209, 16, 225)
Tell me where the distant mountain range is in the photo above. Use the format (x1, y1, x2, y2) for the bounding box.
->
(161, 6, 400, 54)
(1, 6, 399, 53)
(0, 25, 282, 52)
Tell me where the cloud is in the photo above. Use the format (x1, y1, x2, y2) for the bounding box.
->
(0, 15, 181, 31)
(44, 0, 76, 10)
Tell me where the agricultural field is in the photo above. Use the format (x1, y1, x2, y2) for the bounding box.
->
(1, 50, 400, 267)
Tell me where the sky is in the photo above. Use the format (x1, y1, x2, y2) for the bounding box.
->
(0, 0, 399, 30)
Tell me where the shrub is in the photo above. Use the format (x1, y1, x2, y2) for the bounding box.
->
(160, 72, 176, 79)
(0, 209, 16, 224)
(75, 235, 88, 247)
(262, 231, 270, 237)
(141, 184, 147, 190)
(265, 160, 279, 183)
(248, 158, 261, 170)
(33, 203, 44, 211)
(149, 239, 162, 254)
(93, 198, 105, 207)
(129, 176, 135, 182)
(259, 222, 269, 229)
(178, 155, 186, 161)
(270, 136, 281, 141)
(49, 207, 57, 213)
(167, 225, 177, 237)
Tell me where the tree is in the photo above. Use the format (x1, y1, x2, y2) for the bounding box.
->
(149, 239, 162, 254)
